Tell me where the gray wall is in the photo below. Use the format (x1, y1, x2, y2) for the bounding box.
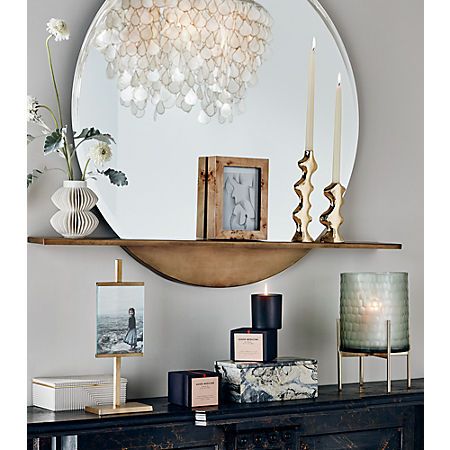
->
(27, 0, 423, 403)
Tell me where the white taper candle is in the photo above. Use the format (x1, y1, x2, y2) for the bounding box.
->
(305, 37, 316, 151)
(332, 73, 342, 183)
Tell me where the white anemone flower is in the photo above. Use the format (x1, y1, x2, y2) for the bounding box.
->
(46, 18, 70, 41)
(27, 95, 40, 122)
(89, 142, 112, 166)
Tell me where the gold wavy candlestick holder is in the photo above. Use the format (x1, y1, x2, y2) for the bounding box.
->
(292, 150, 318, 242)
(319, 182, 346, 243)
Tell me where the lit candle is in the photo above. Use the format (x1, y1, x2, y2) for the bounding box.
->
(251, 284, 283, 330)
(332, 73, 342, 183)
(363, 299, 382, 334)
(305, 37, 316, 151)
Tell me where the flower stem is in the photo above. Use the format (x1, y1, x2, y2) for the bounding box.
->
(74, 137, 87, 150)
(63, 141, 73, 180)
(81, 158, 91, 181)
(45, 36, 74, 180)
(37, 104, 59, 129)
(45, 35, 63, 128)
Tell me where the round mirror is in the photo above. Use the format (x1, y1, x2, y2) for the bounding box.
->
(73, 0, 358, 242)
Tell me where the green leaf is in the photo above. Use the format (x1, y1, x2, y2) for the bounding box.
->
(73, 128, 89, 139)
(27, 169, 43, 188)
(74, 127, 115, 144)
(43, 129, 64, 154)
(98, 168, 128, 187)
(27, 134, 35, 144)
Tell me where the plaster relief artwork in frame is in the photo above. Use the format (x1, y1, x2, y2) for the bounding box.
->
(197, 156, 268, 240)
(223, 166, 261, 232)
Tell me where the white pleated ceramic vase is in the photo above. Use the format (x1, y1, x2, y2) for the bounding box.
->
(50, 181, 99, 239)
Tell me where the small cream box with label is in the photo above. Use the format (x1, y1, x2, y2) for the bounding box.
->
(168, 370, 219, 408)
(230, 327, 277, 362)
(32, 375, 127, 411)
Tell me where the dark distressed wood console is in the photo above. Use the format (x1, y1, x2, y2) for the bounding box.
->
(28, 379, 423, 450)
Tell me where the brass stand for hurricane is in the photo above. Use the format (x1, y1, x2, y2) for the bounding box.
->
(292, 150, 318, 242)
(319, 182, 345, 243)
(336, 319, 411, 394)
(85, 259, 153, 416)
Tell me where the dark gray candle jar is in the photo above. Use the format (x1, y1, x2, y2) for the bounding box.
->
(251, 293, 283, 330)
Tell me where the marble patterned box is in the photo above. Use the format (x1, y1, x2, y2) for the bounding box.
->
(215, 357, 318, 403)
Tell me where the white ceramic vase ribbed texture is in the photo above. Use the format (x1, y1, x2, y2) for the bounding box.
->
(50, 181, 99, 238)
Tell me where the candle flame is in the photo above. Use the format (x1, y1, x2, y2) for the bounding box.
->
(264, 283, 268, 295)
(312, 37, 316, 51)
(337, 72, 341, 86)
(366, 300, 382, 312)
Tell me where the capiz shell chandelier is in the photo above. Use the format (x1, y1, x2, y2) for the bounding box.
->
(95, 0, 272, 123)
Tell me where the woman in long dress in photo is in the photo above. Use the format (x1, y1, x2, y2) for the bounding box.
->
(124, 307, 137, 351)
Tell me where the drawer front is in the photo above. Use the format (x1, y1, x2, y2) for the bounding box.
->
(78, 424, 224, 450)
(124, 447, 219, 450)
(298, 427, 402, 450)
(227, 405, 416, 450)
(230, 427, 403, 450)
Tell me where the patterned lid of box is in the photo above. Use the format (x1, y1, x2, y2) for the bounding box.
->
(216, 357, 317, 368)
(32, 375, 127, 388)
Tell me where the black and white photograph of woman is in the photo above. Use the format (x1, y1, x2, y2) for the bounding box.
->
(124, 307, 138, 351)
(96, 285, 144, 355)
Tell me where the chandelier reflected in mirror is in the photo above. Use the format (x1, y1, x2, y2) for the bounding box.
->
(95, 0, 272, 123)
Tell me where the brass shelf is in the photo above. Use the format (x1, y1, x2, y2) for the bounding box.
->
(28, 237, 402, 287)
(28, 237, 401, 250)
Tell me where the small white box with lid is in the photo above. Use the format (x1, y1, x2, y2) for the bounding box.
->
(32, 375, 127, 411)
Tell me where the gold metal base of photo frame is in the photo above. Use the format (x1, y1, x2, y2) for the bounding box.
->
(336, 319, 411, 394)
(85, 355, 153, 416)
(85, 259, 153, 416)
(85, 401, 153, 416)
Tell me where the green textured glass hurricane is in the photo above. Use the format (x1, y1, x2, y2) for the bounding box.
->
(339, 272, 409, 353)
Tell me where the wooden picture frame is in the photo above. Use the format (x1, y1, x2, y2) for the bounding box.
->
(95, 281, 145, 358)
(197, 156, 269, 240)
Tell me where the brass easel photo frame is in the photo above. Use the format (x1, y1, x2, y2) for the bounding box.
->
(85, 259, 153, 416)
